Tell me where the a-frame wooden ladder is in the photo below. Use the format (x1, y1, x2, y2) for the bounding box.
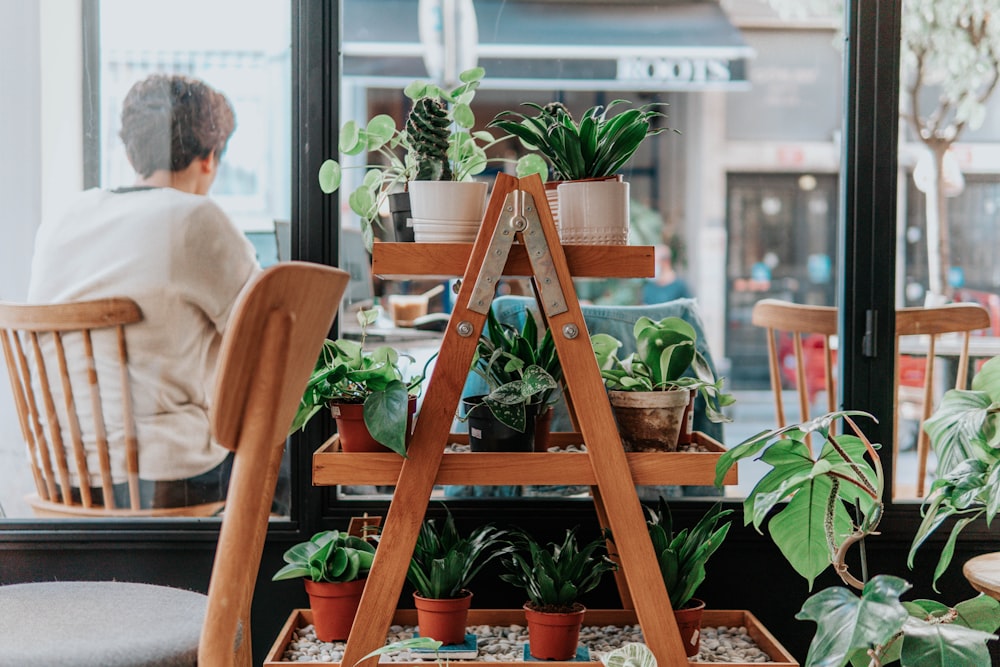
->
(343, 172, 689, 667)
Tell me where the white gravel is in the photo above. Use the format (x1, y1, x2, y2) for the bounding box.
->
(280, 622, 775, 663)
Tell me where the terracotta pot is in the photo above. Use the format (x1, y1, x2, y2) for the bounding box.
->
(333, 396, 417, 453)
(608, 389, 689, 452)
(413, 590, 472, 645)
(677, 388, 697, 445)
(304, 578, 366, 642)
(673, 598, 706, 658)
(533, 405, 555, 452)
(523, 602, 585, 660)
(462, 396, 535, 452)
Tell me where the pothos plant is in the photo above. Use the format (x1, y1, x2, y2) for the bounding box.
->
(465, 309, 560, 433)
(715, 411, 1000, 667)
(289, 308, 430, 457)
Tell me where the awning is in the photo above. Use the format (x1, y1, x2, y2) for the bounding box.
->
(343, 0, 753, 92)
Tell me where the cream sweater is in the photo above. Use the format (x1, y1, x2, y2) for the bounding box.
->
(27, 188, 260, 483)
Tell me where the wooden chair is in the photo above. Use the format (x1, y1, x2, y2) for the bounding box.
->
(751, 298, 838, 429)
(753, 299, 991, 497)
(0, 297, 225, 517)
(894, 303, 991, 497)
(0, 261, 349, 666)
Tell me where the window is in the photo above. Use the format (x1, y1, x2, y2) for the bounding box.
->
(0, 0, 292, 519)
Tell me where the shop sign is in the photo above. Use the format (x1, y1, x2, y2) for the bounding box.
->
(617, 56, 741, 85)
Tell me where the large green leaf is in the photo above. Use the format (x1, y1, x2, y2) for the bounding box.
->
(972, 356, 1000, 397)
(899, 615, 996, 666)
(925, 389, 993, 476)
(768, 474, 853, 588)
(796, 575, 912, 667)
(363, 380, 410, 457)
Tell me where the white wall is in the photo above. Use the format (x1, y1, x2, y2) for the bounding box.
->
(0, 2, 43, 516)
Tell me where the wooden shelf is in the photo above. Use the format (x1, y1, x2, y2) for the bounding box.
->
(371, 243, 654, 279)
(312, 431, 737, 487)
(264, 608, 797, 667)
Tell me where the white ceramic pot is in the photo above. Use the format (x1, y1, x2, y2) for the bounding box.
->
(407, 181, 488, 223)
(556, 180, 630, 245)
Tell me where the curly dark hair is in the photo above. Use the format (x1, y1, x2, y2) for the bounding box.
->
(119, 74, 235, 178)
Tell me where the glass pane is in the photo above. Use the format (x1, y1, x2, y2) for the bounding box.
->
(893, 3, 1000, 500)
(0, 1, 291, 519)
(328, 0, 848, 501)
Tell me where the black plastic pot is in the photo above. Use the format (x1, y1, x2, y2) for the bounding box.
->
(388, 191, 414, 243)
(462, 396, 536, 452)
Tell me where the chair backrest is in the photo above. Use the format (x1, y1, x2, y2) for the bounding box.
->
(752, 299, 992, 497)
(751, 298, 838, 429)
(0, 298, 224, 517)
(199, 261, 348, 666)
(893, 303, 992, 497)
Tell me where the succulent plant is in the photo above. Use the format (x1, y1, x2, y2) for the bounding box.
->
(406, 97, 453, 181)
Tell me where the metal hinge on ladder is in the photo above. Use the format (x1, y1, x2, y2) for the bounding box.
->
(467, 190, 568, 316)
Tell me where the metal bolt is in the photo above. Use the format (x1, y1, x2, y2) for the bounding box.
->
(457, 321, 474, 337)
(562, 323, 579, 339)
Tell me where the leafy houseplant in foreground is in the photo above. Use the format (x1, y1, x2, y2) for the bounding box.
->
(907, 355, 1000, 587)
(715, 411, 1000, 666)
(500, 527, 617, 660)
(592, 315, 733, 452)
(290, 308, 428, 456)
(406, 510, 510, 644)
(272, 530, 377, 642)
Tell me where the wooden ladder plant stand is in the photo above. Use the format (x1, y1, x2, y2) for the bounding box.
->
(342, 172, 691, 667)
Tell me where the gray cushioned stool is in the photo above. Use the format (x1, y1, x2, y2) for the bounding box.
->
(0, 581, 206, 666)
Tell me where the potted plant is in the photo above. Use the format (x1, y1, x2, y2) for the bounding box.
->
(908, 355, 1000, 585)
(406, 509, 510, 645)
(290, 308, 428, 456)
(645, 498, 732, 657)
(489, 100, 673, 244)
(319, 67, 536, 249)
(715, 410, 1000, 666)
(272, 529, 377, 642)
(462, 309, 560, 452)
(499, 527, 617, 660)
(592, 315, 733, 452)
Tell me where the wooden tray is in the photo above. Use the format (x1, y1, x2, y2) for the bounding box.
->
(312, 431, 736, 487)
(263, 608, 797, 666)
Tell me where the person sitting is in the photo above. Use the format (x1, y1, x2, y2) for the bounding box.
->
(26, 73, 261, 509)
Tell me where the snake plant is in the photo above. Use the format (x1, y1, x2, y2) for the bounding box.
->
(489, 100, 674, 181)
(407, 510, 511, 599)
(500, 527, 616, 612)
